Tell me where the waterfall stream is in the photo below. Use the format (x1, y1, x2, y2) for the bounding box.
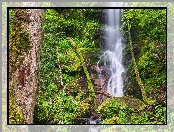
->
(97, 3, 125, 97)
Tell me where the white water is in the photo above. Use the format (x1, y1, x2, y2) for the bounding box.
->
(97, 3, 125, 97)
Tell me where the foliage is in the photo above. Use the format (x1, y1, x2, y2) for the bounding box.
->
(121, 8, 166, 124)
(66, 37, 97, 105)
(96, 98, 133, 124)
(127, 22, 147, 102)
(121, 9, 166, 98)
(129, 105, 166, 124)
(35, 9, 102, 124)
(122, 9, 166, 43)
(35, 88, 90, 124)
(96, 97, 166, 124)
(8, 7, 167, 125)
(39, 9, 101, 90)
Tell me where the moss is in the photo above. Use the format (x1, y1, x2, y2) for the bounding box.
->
(127, 22, 148, 102)
(122, 9, 166, 108)
(96, 95, 148, 124)
(67, 48, 81, 71)
(9, 75, 24, 124)
(9, 9, 32, 124)
(122, 96, 146, 110)
(9, 9, 32, 78)
(76, 102, 91, 117)
(102, 117, 119, 124)
(67, 37, 97, 106)
(97, 95, 146, 113)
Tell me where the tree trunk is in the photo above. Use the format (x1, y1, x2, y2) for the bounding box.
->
(15, 3, 45, 124)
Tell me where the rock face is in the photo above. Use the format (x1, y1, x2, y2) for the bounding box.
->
(90, 65, 111, 105)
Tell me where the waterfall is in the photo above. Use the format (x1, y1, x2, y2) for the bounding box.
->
(97, 3, 125, 97)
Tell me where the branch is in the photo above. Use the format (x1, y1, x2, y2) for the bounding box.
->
(56, 47, 64, 89)
(66, 37, 97, 105)
(128, 23, 147, 101)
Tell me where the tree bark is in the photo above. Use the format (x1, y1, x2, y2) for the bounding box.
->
(15, 3, 45, 124)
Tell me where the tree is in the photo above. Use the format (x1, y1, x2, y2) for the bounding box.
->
(9, 2, 45, 126)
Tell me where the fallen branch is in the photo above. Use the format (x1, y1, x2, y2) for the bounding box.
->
(66, 37, 97, 105)
(128, 23, 147, 102)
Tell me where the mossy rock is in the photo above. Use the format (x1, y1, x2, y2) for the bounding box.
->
(96, 95, 146, 113)
(121, 95, 146, 110)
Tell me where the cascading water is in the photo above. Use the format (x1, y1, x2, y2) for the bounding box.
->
(97, 3, 125, 97)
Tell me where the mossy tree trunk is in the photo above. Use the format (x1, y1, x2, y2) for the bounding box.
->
(9, 2, 45, 126)
(17, 8, 45, 124)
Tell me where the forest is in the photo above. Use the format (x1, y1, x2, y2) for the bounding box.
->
(8, 7, 166, 125)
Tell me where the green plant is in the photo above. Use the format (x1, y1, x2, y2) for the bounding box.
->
(96, 98, 134, 124)
(35, 9, 102, 124)
(121, 9, 166, 99)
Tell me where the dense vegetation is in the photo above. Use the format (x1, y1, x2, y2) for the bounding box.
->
(34, 8, 166, 124)
(121, 8, 166, 123)
(9, 8, 166, 125)
(33, 9, 103, 124)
